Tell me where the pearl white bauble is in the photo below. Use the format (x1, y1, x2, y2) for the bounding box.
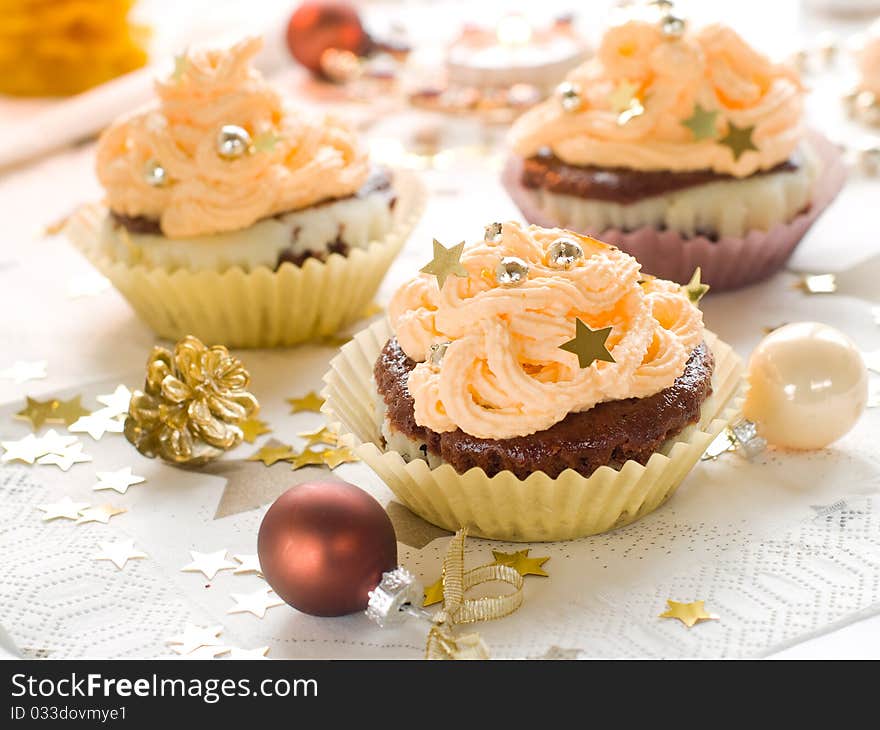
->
(744, 322, 868, 450)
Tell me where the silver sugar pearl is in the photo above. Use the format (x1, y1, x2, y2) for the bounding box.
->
(496, 256, 529, 286)
(547, 237, 585, 269)
(366, 567, 426, 629)
(557, 81, 582, 113)
(661, 14, 686, 38)
(143, 159, 168, 187)
(729, 417, 767, 460)
(216, 124, 253, 160)
(484, 222, 503, 243)
(428, 342, 449, 367)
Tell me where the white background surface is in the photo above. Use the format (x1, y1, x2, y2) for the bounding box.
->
(1, 0, 880, 659)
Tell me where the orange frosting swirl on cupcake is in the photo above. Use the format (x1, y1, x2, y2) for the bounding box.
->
(96, 37, 369, 238)
(388, 222, 704, 440)
(509, 19, 803, 178)
(859, 20, 880, 96)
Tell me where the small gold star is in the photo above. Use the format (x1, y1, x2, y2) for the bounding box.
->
(682, 104, 718, 140)
(286, 391, 325, 414)
(172, 53, 188, 82)
(251, 130, 282, 153)
(559, 319, 615, 369)
(682, 267, 710, 304)
(247, 442, 296, 467)
(608, 80, 641, 113)
(659, 599, 719, 628)
(76, 504, 127, 525)
(290, 448, 326, 470)
(420, 239, 468, 290)
(491, 549, 549, 577)
(15, 395, 90, 429)
(423, 577, 444, 607)
(298, 426, 338, 448)
(719, 122, 758, 161)
(239, 417, 271, 444)
(321, 446, 359, 468)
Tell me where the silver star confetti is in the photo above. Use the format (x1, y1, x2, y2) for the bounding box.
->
(37, 497, 89, 521)
(0, 360, 47, 384)
(227, 588, 284, 618)
(181, 550, 237, 580)
(93, 467, 145, 495)
(93, 540, 147, 570)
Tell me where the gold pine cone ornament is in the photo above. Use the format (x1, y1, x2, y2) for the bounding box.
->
(125, 336, 259, 465)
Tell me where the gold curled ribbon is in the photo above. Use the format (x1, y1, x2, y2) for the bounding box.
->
(426, 529, 524, 660)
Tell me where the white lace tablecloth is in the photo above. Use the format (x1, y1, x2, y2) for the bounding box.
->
(2, 0, 880, 659)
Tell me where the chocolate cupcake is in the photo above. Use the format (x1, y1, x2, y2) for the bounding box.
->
(66, 37, 424, 347)
(322, 222, 744, 541)
(503, 13, 845, 290)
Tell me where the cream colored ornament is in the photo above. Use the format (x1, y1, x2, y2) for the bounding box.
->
(744, 322, 868, 450)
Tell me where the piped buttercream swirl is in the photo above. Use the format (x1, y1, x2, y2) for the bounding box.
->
(509, 19, 803, 178)
(858, 20, 880, 97)
(388, 222, 704, 440)
(96, 37, 369, 238)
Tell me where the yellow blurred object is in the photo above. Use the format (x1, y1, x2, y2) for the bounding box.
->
(0, 0, 149, 96)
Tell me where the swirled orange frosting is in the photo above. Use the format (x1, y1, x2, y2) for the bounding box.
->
(859, 21, 880, 96)
(96, 37, 369, 238)
(388, 222, 704, 440)
(509, 19, 803, 178)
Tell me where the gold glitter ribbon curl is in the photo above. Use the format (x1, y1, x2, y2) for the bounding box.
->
(125, 336, 258, 465)
(426, 529, 524, 660)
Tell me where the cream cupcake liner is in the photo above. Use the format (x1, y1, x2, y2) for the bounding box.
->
(65, 170, 426, 348)
(322, 318, 744, 542)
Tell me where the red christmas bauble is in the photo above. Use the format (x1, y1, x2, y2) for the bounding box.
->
(257, 481, 397, 617)
(286, 1, 370, 77)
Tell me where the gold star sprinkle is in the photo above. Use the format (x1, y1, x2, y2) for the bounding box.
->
(423, 577, 445, 607)
(251, 130, 282, 153)
(795, 273, 837, 294)
(682, 267, 710, 304)
(247, 441, 296, 467)
(322, 446, 359, 468)
(239, 417, 271, 444)
(491, 549, 550, 577)
(76, 504, 127, 525)
(719, 122, 758, 161)
(608, 80, 641, 113)
(420, 239, 468, 290)
(290, 448, 326, 470)
(682, 104, 718, 140)
(171, 52, 188, 82)
(15, 395, 90, 430)
(286, 391, 325, 414)
(659, 599, 719, 628)
(298, 425, 338, 448)
(559, 319, 615, 368)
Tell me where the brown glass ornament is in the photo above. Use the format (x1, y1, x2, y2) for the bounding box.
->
(257, 481, 398, 616)
(286, 2, 371, 78)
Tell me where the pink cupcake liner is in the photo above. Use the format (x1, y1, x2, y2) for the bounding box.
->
(502, 130, 846, 291)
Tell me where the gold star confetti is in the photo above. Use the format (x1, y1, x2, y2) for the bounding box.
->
(227, 587, 284, 618)
(232, 554, 262, 575)
(76, 504, 126, 525)
(239, 417, 271, 444)
(491, 549, 550, 577)
(559, 319, 615, 368)
(37, 443, 92, 471)
(322, 446, 359, 468)
(682, 267, 710, 304)
(659, 599, 719, 628)
(181, 549, 237, 580)
(420, 239, 468, 290)
(166, 624, 224, 656)
(93, 467, 145, 495)
(290, 448, 327, 470)
(682, 104, 718, 140)
(37, 496, 89, 521)
(286, 391, 325, 414)
(795, 273, 837, 294)
(247, 441, 296, 466)
(93, 540, 147, 570)
(298, 425, 338, 448)
(423, 577, 445, 607)
(16, 395, 90, 429)
(719, 122, 758, 161)
(0, 360, 47, 384)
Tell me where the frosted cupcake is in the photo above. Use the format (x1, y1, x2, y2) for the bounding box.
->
(322, 222, 744, 540)
(503, 16, 844, 291)
(66, 37, 423, 347)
